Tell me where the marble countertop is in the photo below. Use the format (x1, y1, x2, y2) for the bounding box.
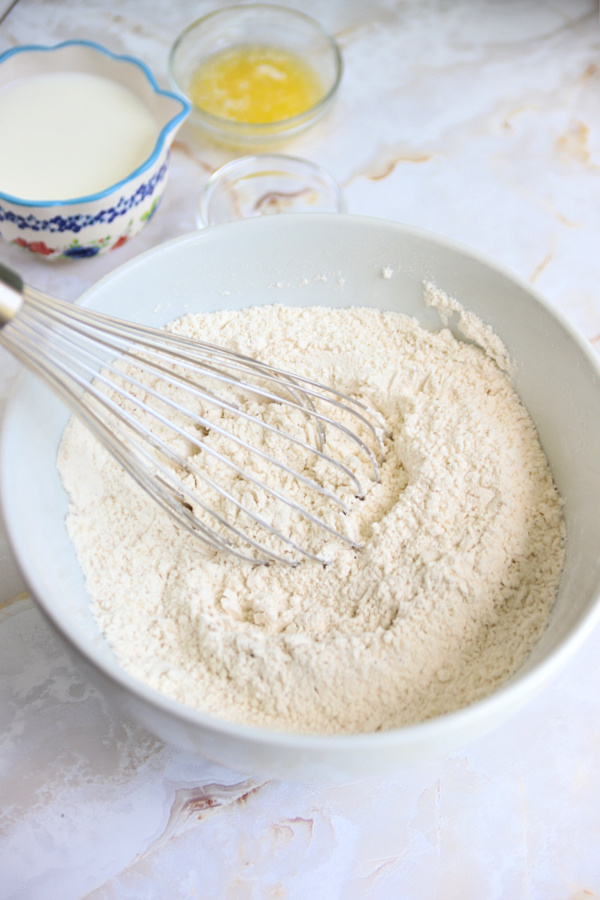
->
(1, 1, 600, 897)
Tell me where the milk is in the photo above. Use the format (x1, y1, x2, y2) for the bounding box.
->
(0, 71, 159, 201)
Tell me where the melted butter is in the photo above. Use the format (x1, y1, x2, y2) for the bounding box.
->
(188, 44, 323, 124)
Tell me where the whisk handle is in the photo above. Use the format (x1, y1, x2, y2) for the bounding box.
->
(0, 263, 24, 327)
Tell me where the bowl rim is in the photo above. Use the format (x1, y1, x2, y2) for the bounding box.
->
(168, 3, 343, 135)
(4, 214, 600, 757)
(0, 39, 191, 209)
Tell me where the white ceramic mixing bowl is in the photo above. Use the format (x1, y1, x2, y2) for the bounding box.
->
(2, 214, 600, 780)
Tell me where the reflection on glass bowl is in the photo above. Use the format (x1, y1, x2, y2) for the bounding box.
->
(199, 154, 346, 227)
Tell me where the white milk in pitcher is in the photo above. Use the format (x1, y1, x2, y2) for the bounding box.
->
(0, 71, 158, 201)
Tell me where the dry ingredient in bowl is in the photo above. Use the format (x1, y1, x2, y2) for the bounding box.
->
(57, 289, 565, 735)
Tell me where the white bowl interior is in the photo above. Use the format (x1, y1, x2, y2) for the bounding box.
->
(3, 214, 600, 779)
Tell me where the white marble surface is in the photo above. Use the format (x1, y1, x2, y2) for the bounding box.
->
(1, 1, 600, 897)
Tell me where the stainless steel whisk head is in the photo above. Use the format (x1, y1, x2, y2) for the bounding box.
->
(0, 263, 385, 565)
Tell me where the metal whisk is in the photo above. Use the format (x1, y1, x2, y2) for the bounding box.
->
(0, 263, 384, 565)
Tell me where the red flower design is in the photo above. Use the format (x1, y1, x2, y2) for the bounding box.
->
(111, 235, 128, 251)
(15, 237, 55, 256)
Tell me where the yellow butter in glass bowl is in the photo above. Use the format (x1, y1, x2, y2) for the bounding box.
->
(169, 4, 342, 148)
(188, 44, 323, 125)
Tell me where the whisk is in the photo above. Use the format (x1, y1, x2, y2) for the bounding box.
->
(0, 262, 384, 565)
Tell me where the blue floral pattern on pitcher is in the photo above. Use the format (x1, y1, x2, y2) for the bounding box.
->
(0, 163, 167, 242)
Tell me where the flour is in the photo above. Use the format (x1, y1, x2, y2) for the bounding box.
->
(57, 297, 565, 735)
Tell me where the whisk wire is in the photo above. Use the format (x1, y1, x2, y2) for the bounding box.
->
(0, 270, 385, 564)
(9, 296, 365, 509)
(5, 317, 331, 564)
(25, 287, 385, 470)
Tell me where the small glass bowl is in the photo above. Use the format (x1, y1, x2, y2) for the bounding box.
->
(198, 154, 346, 227)
(169, 4, 343, 149)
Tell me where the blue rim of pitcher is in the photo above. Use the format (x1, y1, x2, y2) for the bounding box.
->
(0, 40, 191, 207)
